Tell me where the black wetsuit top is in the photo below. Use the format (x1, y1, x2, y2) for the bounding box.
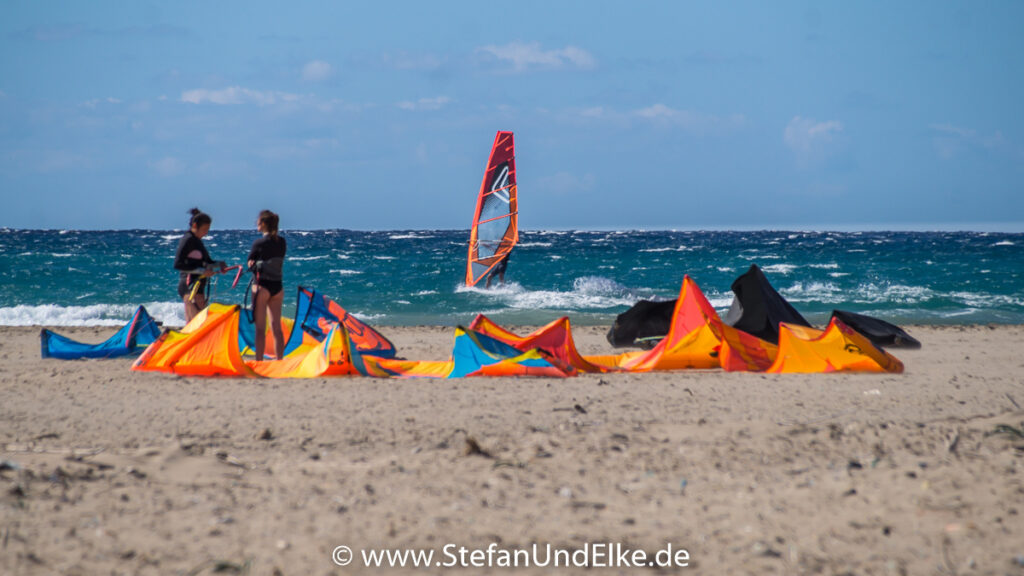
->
(174, 232, 215, 298)
(248, 234, 287, 296)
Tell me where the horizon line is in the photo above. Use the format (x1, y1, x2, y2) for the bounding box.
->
(3, 222, 1024, 234)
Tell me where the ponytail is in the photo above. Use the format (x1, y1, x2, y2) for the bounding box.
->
(258, 210, 279, 235)
(188, 207, 212, 228)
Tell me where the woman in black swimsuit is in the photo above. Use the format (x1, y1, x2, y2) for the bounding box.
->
(248, 210, 287, 360)
(174, 208, 224, 323)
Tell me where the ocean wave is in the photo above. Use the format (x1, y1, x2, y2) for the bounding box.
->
(0, 301, 182, 327)
(389, 233, 434, 240)
(855, 283, 934, 304)
(993, 240, 1015, 246)
(948, 291, 1024, 308)
(330, 269, 363, 275)
(289, 255, 328, 261)
(761, 263, 798, 274)
(505, 289, 637, 311)
(456, 276, 647, 310)
(639, 246, 691, 253)
(780, 282, 845, 303)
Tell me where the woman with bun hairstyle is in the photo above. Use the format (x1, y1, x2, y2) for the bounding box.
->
(173, 208, 225, 322)
(247, 210, 287, 361)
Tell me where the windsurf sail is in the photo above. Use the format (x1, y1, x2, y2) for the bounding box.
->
(466, 131, 518, 287)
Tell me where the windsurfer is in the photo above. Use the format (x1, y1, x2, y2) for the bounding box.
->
(174, 208, 225, 322)
(247, 210, 287, 361)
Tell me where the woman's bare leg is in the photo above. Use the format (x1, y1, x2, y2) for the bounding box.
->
(268, 290, 285, 359)
(183, 295, 204, 323)
(253, 287, 269, 361)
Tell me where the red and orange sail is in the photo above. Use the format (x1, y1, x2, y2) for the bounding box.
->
(466, 131, 518, 286)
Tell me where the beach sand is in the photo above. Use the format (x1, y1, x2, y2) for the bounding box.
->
(2, 324, 1023, 575)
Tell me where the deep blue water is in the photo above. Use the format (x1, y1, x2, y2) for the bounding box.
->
(1, 229, 1022, 327)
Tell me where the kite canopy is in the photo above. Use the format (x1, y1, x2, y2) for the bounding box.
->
(605, 299, 677, 349)
(132, 302, 371, 378)
(41, 305, 162, 359)
(587, 276, 752, 371)
(237, 286, 396, 359)
(469, 314, 614, 373)
(133, 303, 254, 377)
(591, 274, 909, 374)
(125, 279, 905, 378)
(723, 264, 812, 344)
(364, 326, 576, 379)
(830, 309, 921, 349)
(767, 318, 905, 373)
(466, 131, 518, 287)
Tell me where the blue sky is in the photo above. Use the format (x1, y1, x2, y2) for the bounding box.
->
(1, 1, 1022, 231)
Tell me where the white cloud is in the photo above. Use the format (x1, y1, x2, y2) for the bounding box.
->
(633, 104, 746, 133)
(302, 60, 333, 82)
(635, 103, 677, 119)
(478, 41, 595, 72)
(784, 116, 843, 154)
(180, 86, 299, 106)
(397, 96, 452, 111)
(930, 123, 975, 139)
(149, 156, 184, 177)
(929, 122, 1007, 159)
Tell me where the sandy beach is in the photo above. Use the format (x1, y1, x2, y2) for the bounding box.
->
(2, 323, 1023, 575)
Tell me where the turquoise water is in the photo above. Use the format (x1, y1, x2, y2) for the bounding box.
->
(2, 229, 1022, 327)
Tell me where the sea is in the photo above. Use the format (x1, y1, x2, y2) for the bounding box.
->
(1, 229, 1022, 328)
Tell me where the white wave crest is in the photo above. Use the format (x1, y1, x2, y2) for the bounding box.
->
(639, 246, 691, 253)
(761, 263, 798, 274)
(948, 291, 1024, 308)
(854, 283, 934, 304)
(780, 282, 845, 303)
(458, 276, 651, 311)
(0, 301, 183, 327)
(388, 234, 435, 240)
